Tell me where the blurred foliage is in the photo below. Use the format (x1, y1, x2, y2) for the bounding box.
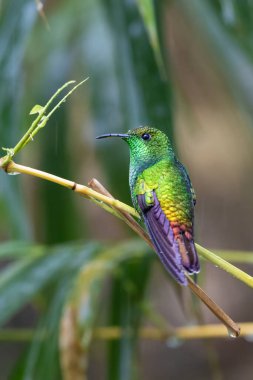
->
(1, 0, 253, 380)
(176, 0, 253, 117)
(0, 0, 36, 239)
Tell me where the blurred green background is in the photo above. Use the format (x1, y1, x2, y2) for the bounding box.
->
(1, 0, 253, 379)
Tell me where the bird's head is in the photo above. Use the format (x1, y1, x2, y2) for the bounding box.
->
(96, 126, 173, 163)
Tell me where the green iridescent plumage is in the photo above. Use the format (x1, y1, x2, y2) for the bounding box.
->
(96, 127, 200, 285)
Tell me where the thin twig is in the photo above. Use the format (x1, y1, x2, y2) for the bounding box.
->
(88, 178, 152, 248)
(187, 277, 240, 337)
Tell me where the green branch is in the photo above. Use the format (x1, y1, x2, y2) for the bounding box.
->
(1, 322, 253, 341)
(215, 250, 253, 264)
(0, 78, 88, 168)
(196, 244, 253, 288)
(3, 161, 139, 219)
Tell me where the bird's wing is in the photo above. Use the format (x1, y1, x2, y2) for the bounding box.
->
(176, 160, 196, 206)
(137, 190, 188, 285)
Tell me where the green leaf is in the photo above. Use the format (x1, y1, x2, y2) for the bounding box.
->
(0, 241, 44, 259)
(108, 258, 151, 380)
(71, 240, 152, 349)
(29, 104, 44, 115)
(136, 0, 164, 74)
(21, 277, 73, 380)
(54, 240, 153, 380)
(0, 242, 99, 326)
(1, 147, 14, 156)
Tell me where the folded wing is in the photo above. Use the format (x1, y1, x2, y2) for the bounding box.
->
(138, 191, 199, 286)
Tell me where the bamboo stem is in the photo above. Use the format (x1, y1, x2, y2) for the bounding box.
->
(92, 323, 252, 341)
(196, 244, 253, 288)
(4, 161, 139, 218)
(0, 328, 34, 341)
(1, 323, 253, 342)
(215, 250, 253, 264)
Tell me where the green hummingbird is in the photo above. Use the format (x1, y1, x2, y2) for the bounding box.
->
(96, 126, 200, 285)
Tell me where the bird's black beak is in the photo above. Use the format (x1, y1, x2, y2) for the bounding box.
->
(96, 133, 130, 139)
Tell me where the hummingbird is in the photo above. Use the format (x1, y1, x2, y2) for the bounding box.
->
(96, 127, 200, 285)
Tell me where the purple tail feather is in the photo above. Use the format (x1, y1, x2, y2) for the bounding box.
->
(137, 192, 200, 286)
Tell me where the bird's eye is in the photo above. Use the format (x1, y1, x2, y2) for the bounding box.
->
(141, 133, 151, 141)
